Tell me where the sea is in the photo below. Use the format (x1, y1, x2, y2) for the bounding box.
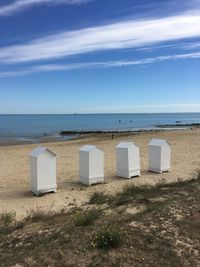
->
(0, 113, 200, 141)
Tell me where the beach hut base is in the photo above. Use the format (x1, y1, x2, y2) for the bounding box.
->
(80, 177, 104, 186)
(116, 169, 140, 179)
(31, 186, 57, 196)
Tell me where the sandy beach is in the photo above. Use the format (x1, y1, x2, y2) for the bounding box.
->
(0, 129, 200, 218)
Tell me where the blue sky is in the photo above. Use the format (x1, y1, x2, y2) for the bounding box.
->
(0, 0, 200, 114)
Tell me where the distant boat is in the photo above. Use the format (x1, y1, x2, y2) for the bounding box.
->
(176, 121, 182, 123)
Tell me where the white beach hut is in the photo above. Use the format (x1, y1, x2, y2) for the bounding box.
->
(116, 141, 140, 179)
(148, 139, 171, 173)
(79, 145, 104, 186)
(30, 147, 57, 196)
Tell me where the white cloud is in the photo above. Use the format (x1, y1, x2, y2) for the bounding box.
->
(0, 11, 200, 64)
(0, 51, 199, 78)
(0, 0, 91, 16)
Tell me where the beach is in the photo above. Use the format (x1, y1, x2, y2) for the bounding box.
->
(0, 129, 200, 218)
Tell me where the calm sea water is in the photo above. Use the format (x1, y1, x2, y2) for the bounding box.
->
(0, 113, 200, 140)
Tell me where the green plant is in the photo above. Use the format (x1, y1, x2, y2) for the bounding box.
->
(89, 192, 111, 205)
(74, 209, 100, 226)
(91, 225, 124, 249)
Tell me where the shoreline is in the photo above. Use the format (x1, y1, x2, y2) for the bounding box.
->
(0, 127, 190, 147)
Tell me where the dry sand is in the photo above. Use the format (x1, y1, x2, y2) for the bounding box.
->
(0, 129, 200, 218)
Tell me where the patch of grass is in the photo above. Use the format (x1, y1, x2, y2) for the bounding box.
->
(89, 191, 111, 205)
(74, 208, 100, 226)
(91, 225, 125, 249)
(0, 211, 24, 234)
(113, 184, 151, 206)
(0, 211, 16, 228)
(25, 207, 54, 223)
(122, 184, 150, 196)
(194, 168, 200, 180)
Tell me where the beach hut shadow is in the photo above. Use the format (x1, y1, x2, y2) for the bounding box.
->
(106, 174, 135, 182)
(22, 191, 37, 198)
(141, 170, 156, 176)
(59, 179, 87, 191)
(0, 190, 34, 200)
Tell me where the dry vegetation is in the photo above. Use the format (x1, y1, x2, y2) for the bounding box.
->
(1, 171, 200, 266)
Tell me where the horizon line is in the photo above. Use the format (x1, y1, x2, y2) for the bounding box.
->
(1, 112, 200, 115)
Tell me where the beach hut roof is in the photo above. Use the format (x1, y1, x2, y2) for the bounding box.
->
(30, 147, 56, 158)
(79, 145, 102, 152)
(149, 139, 170, 147)
(116, 141, 137, 148)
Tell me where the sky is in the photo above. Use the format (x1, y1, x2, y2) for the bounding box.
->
(0, 0, 200, 114)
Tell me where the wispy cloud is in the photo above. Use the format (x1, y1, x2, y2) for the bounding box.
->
(0, 0, 91, 17)
(181, 41, 200, 50)
(135, 40, 200, 52)
(0, 51, 199, 78)
(0, 11, 200, 64)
